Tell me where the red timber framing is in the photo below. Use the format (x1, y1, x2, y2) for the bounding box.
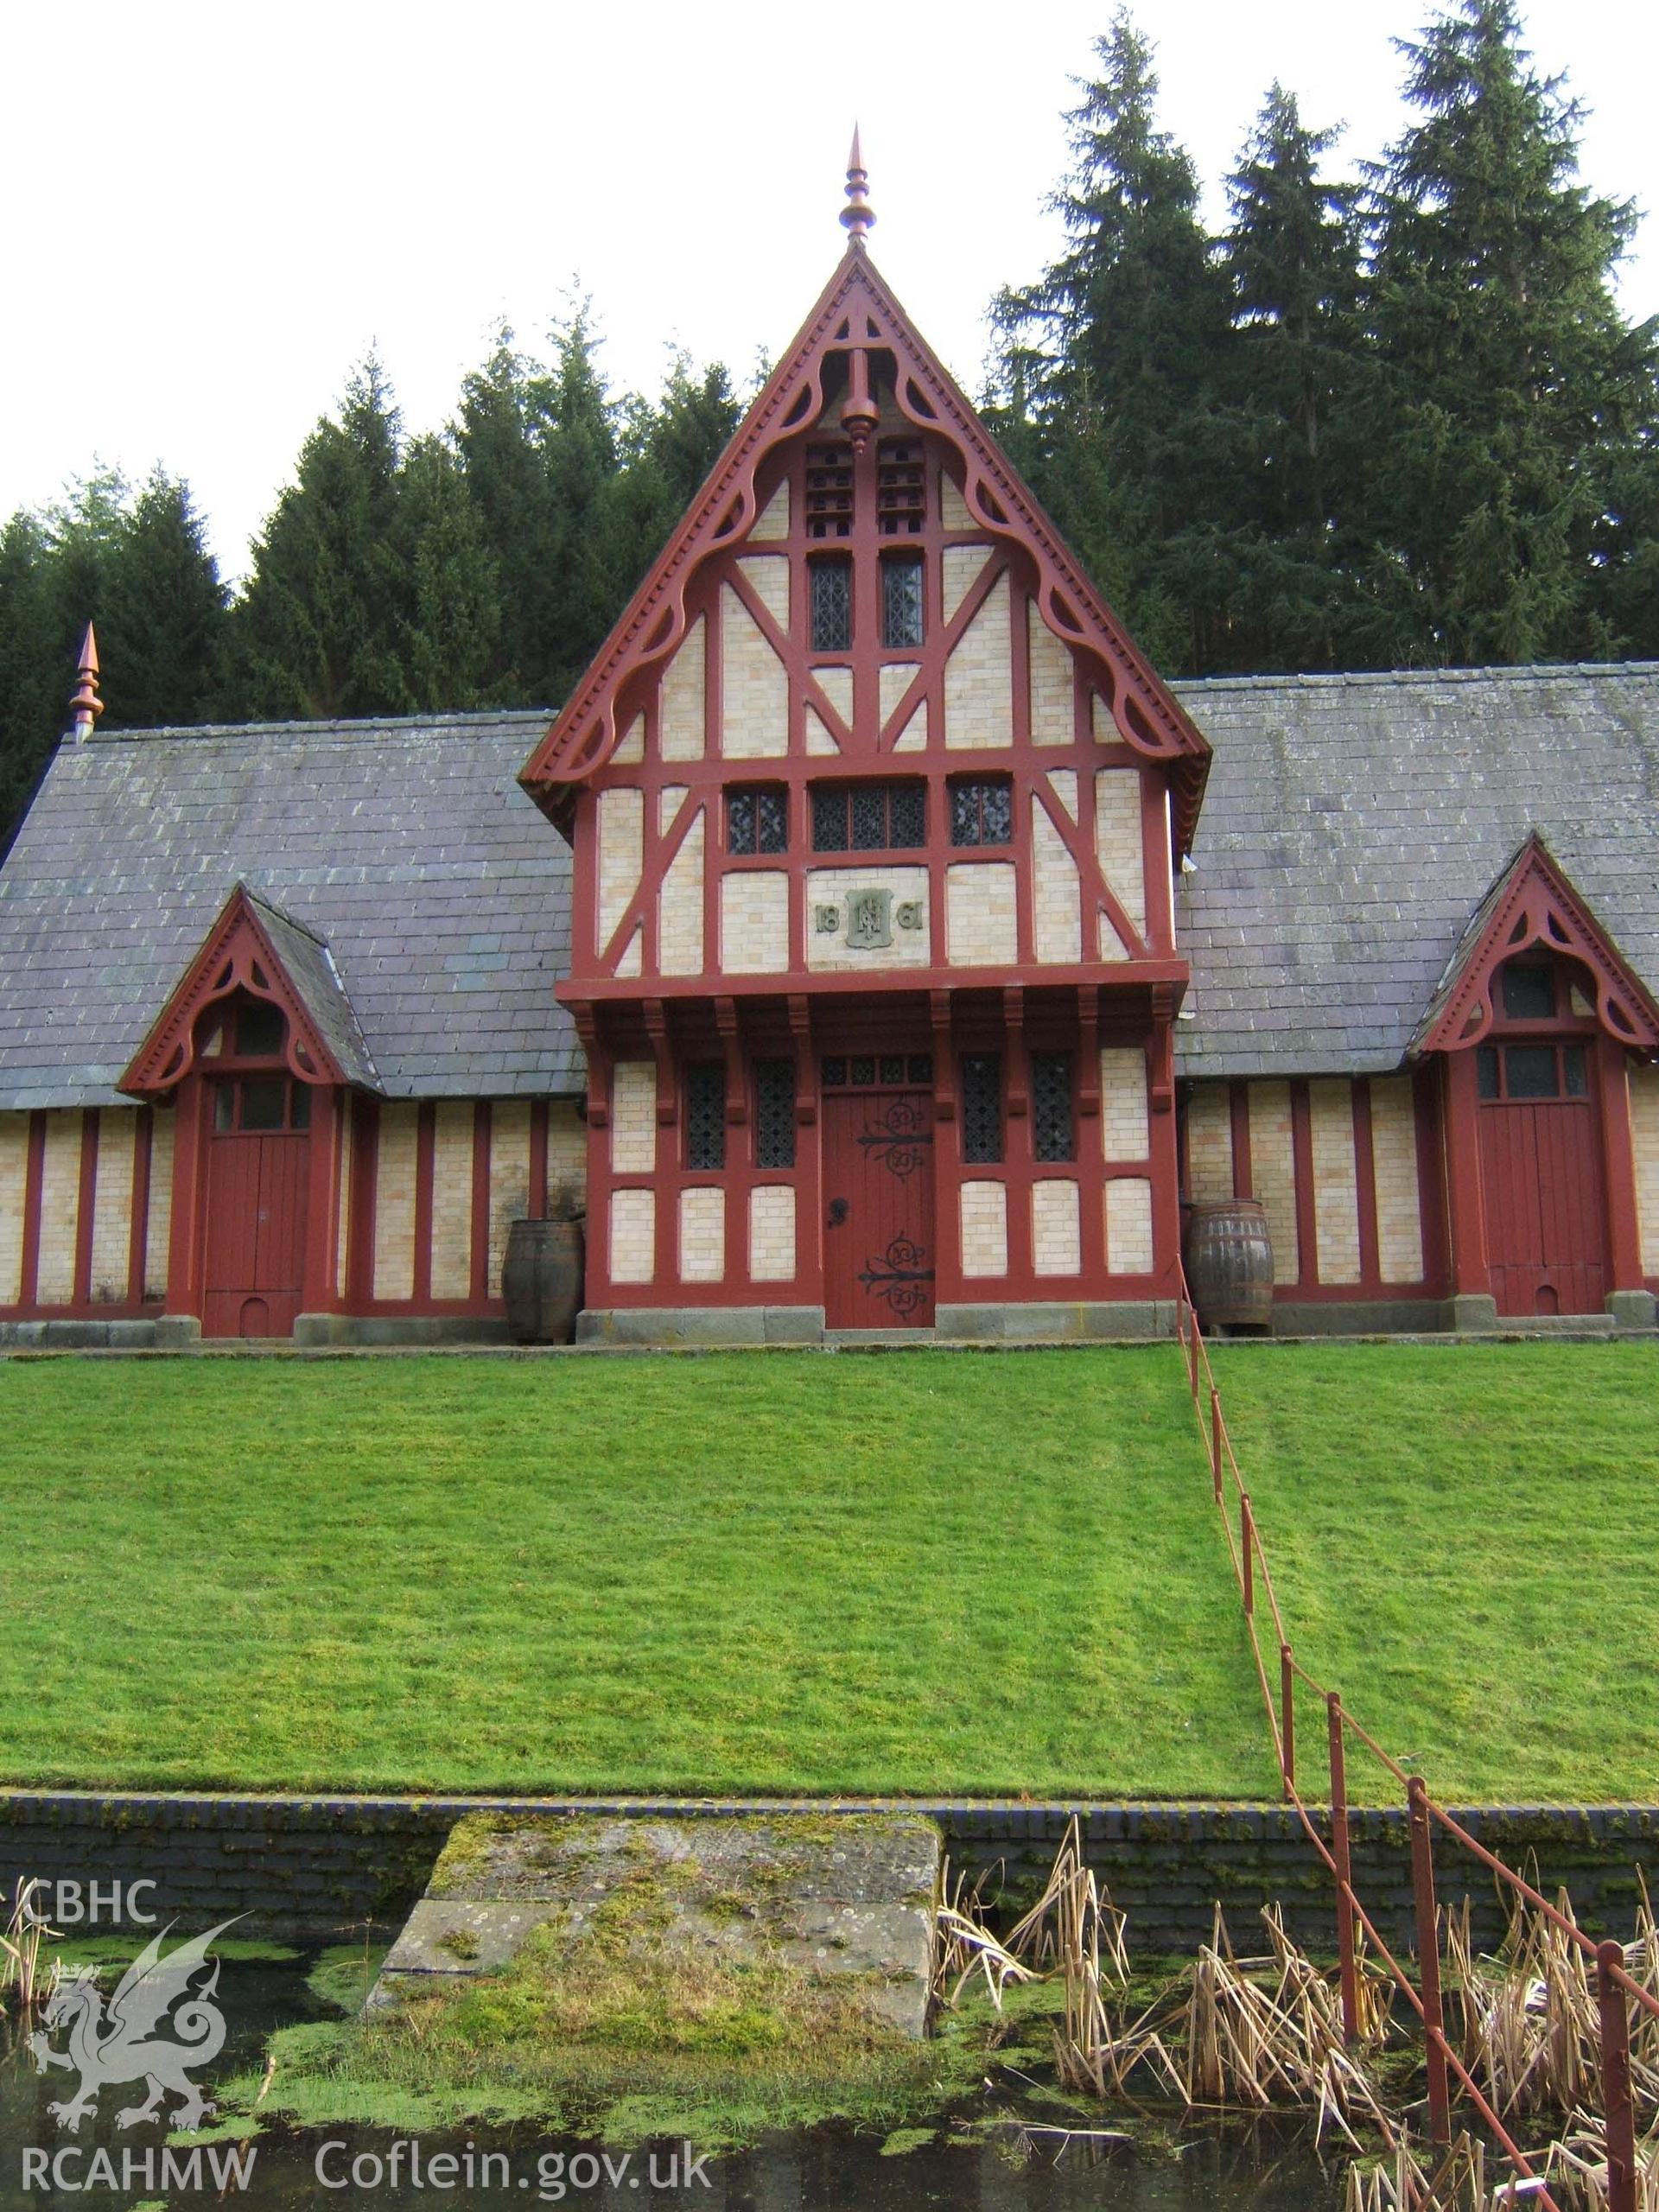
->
(0, 1105, 161, 1322)
(521, 235, 1208, 1324)
(1418, 837, 1659, 1315)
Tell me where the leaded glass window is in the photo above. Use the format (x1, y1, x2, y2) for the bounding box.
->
(727, 785, 787, 855)
(686, 1063, 726, 1171)
(962, 1055, 1002, 1164)
(810, 556, 853, 651)
(755, 1058, 796, 1168)
(881, 555, 924, 647)
(1033, 1054, 1075, 1162)
(950, 777, 1013, 848)
(811, 784, 925, 852)
(1501, 961, 1554, 1021)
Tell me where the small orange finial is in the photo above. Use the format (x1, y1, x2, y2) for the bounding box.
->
(70, 622, 103, 739)
(841, 126, 874, 248)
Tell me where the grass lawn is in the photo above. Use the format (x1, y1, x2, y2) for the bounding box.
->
(0, 1341, 1652, 1802)
(0, 1348, 1269, 1799)
(1204, 1340, 1659, 1805)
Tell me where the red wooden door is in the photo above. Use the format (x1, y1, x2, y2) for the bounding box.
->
(822, 1090, 936, 1329)
(1478, 1096, 1607, 1316)
(203, 1131, 311, 1338)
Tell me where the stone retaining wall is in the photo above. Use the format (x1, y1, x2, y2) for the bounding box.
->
(1, 1792, 1652, 1954)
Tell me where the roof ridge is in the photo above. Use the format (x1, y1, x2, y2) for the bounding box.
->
(85, 707, 560, 745)
(1174, 661, 1659, 695)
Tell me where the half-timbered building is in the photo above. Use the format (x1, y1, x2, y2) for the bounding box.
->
(2, 166, 1657, 1345)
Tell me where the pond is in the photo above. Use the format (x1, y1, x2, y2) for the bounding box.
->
(0, 1948, 1355, 2212)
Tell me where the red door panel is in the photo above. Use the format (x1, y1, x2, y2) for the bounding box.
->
(203, 1133, 310, 1338)
(823, 1091, 935, 1329)
(1478, 1098, 1605, 1317)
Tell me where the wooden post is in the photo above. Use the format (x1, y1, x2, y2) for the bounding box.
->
(1597, 1942, 1637, 2212)
(1280, 1643, 1295, 1798)
(1241, 1495, 1255, 1617)
(1408, 1777, 1452, 2144)
(1328, 1694, 1359, 2045)
(1210, 1385, 1223, 1500)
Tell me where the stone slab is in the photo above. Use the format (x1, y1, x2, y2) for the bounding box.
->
(575, 1306, 825, 1347)
(367, 1811, 940, 2037)
(294, 1313, 514, 1348)
(935, 1300, 1177, 1342)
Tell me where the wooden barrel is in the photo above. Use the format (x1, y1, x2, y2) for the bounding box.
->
(1185, 1200, 1274, 1332)
(502, 1217, 583, 1344)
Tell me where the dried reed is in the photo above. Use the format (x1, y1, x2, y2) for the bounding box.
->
(1001, 1815, 1127, 2094)
(1, 1879, 57, 2012)
(931, 1857, 1037, 2012)
(1344, 2128, 1526, 2212)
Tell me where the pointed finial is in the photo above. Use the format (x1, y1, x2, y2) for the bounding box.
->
(69, 622, 103, 740)
(841, 126, 874, 248)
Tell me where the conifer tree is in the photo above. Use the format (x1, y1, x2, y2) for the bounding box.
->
(97, 472, 228, 728)
(0, 514, 61, 849)
(1361, 0, 1658, 664)
(232, 355, 414, 718)
(395, 435, 501, 710)
(990, 10, 1235, 666)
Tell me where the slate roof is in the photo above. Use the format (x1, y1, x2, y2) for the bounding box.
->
(1170, 664, 1659, 1080)
(238, 888, 381, 1092)
(0, 712, 576, 1109)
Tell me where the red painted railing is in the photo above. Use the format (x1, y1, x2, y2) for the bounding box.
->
(1174, 1274, 1657, 2212)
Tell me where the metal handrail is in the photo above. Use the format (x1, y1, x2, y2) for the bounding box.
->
(1172, 1266, 1649, 2212)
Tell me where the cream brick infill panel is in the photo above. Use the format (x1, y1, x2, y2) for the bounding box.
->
(1185, 1083, 1233, 1203)
(749, 1185, 796, 1282)
(1101, 1048, 1150, 1161)
(815, 666, 852, 727)
(720, 870, 790, 974)
(659, 613, 705, 761)
(721, 583, 789, 758)
(1093, 766, 1146, 944)
(940, 474, 971, 531)
(487, 1099, 531, 1294)
(960, 1180, 1008, 1277)
(373, 1102, 418, 1303)
(738, 553, 789, 628)
(944, 570, 1012, 748)
(807, 866, 930, 972)
(145, 1111, 175, 1301)
(35, 1109, 82, 1304)
(1370, 1076, 1425, 1285)
(1032, 805, 1081, 964)
(548, 1100, 586, 1215)
(805, 706, 841, 755)
(659, 807, 705, 976)
(1310, 1078, 1362, 1287)
(611, 1063, 657, 1176)
(1028, 600, 1075, 747)
(0, 1113, 27, 1303)
(1033, 1179, 1082, 1275)
(1104, 1179, 1154, 1274)
(89, 1109, 137, 1302)
(429, 1100, 474, 1299)
(1247, 1082, 1299, 1284)
(942, 543, 991, 621)
(1046, 768, 1078, 822)
(880, 663, 921, 735)
(610, 1188, 656, 1285)
(335, 1103, 354, 1297)
(678, 1186, 726, 1284)
(750, 480, 790, 540)
(597, 785, 645, 955)
(1630, 1065, 1659, 1274)
(613, 713, 645, 765)
(892, 702, 928, 751)
(946, 862, 1017, 968)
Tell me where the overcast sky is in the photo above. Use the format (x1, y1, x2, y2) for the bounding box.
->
(4, 0, 1655, 582)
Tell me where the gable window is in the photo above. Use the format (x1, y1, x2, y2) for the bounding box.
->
(804, 443, 855, 538)
(685, 1063, 726, 1171)
(234, 1000, 286, 1056)
(811, 781, 925, 854)
(754, 1058, 796, 1169)
(1032, 1054, 1076, 1161)
(1500, 961, 1555, 1020)
(1476, 1042, 1588, 1101)
(213, 1077, 311, 1134)
(810, 556, 853, 652)
(876, 439, 926, 535)
(881, 554, 924, 648)
(727, 786, 787, 855)
(949, 776, 1013, 848)
(961, 1055, 1003, 1163)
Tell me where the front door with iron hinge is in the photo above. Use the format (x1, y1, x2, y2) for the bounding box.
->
(822, 1073, 935, 1330)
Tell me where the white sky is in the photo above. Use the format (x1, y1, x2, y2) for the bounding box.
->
(3, 0, 1655, 582)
